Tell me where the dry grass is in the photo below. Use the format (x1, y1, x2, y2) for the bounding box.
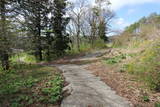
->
(86, 61, 160, 107)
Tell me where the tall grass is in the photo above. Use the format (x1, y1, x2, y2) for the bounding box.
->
(67, 39, 107, 55)
(124, 40, 160, 91)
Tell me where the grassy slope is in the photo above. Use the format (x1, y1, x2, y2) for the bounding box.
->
(124, 40, 160, 91)
(104, 39, 160, 106)
(86, 38, 160, 106)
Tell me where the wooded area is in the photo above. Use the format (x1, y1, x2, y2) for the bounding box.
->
(0, 0, 113, 70)
(0, 0, 160, 107)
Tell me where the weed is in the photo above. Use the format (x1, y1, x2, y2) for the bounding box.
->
(0, 64, 63, 106)
(104, 54, 127, 65)
(67, 39, 107, 55)
(41, 74, 63, 103)
(23, 76, 39, 88)
(142, 96, 150, 102)
(155, 102, 160, 107)
(124, 40, 160, 91)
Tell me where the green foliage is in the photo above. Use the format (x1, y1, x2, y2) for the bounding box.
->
(125, 13, 160, 34)
(0, 1, 17, 70)
(142, 96, 150, 102)
(0, 64, 63, 106)
(66, 42, 91, 55)
(52, 0, 71, 56)
(67, 38, 107, 55)
(24, 77, 39, 88)
(98, 20, 108, 42)
(113, 13, 160, 49)
(10, 95, 33, 107)
(11, 52, 36, 63)
(41, 74, 63, 103)
(124, 40, 160, 91)
(92, 39, 107, 49)
(0, 65, 45, 95)
(104, 54, 127, 65)
(155, 102, 160, 107)
(125, 22, 140, 33)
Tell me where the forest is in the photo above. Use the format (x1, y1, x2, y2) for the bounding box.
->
(0, 0, 160, 107)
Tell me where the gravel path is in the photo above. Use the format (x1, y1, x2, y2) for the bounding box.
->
(56, 64, 132, 107)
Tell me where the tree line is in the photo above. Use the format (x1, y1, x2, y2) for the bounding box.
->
(0, 0, 114, 70)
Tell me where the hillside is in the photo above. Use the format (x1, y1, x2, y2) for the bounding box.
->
(90, 13, 160, 106)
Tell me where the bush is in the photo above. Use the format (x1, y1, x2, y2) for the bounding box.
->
(92, 39, 107, 49)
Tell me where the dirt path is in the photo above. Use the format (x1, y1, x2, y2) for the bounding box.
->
(50, 50, 132, 107)
(57, 64, 132, 107)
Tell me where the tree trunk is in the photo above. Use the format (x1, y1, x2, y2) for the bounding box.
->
(1, 52, 9, 70)
(77, 29, 80, 52)
(38, 46, 43, 61)
(36, 11, 43, 61)
(0, 0, 10, 70)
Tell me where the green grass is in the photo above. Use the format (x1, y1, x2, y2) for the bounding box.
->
(104, 54, 127, 65)
(155, 102, 160, 107)
(0, 64, 64, 107)
(142, 95, 150, 102)
(11, 52, 36, 64)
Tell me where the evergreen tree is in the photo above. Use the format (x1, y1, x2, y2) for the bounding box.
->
(52, 0, 70, 56)
(0, 0, 18, 70)
(19, 0, 50, 61)
(98, 19, 108, 42)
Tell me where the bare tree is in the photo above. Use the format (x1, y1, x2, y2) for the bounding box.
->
(67, 0, 89, 51)
(67, 0, 114, 49)
(95, 0, 114, 41)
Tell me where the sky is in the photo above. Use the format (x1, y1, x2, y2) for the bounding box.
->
(109, 0, 160, 31)
(69, 0, 160, 33)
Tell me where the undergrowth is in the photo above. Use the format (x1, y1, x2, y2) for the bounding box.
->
(104, 53, 136, 65)
(124, 40, 160, 91)
(11, 52, 36, 63)
(0, 64, 63, 107)
(67, 39, 107, 55)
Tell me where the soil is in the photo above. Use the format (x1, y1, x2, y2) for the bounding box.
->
(86, 61, 160, 107)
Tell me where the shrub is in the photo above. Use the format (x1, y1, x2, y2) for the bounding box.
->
(92, 39, 107, 49)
